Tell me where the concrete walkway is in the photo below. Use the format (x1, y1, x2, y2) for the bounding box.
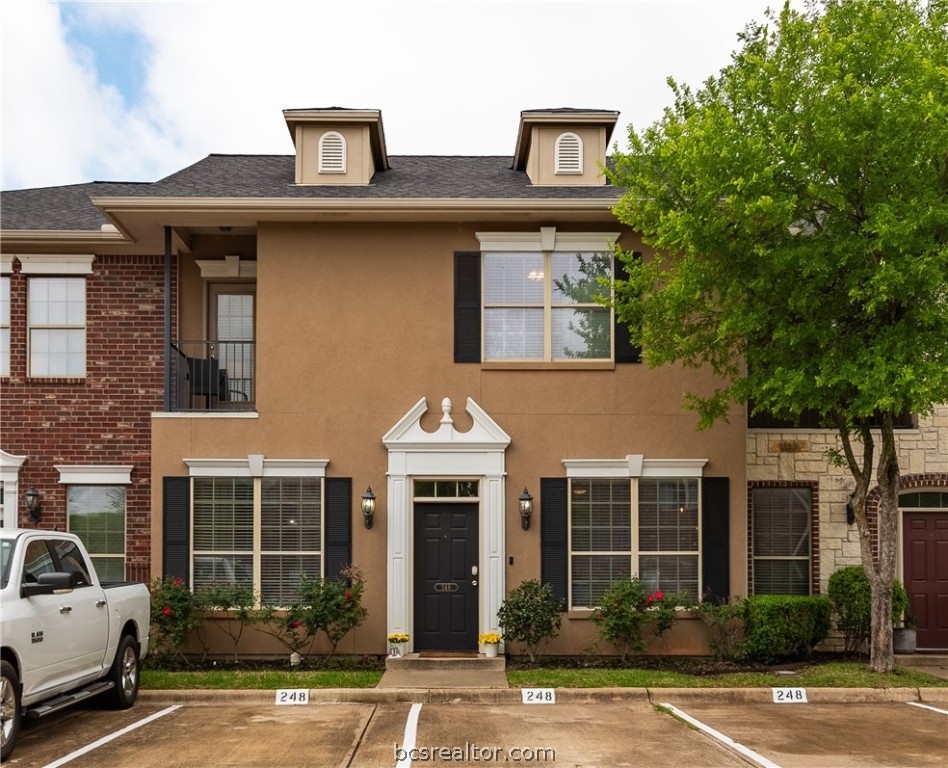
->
(896, 653, 948, 681)
(377, 667, 509, 688)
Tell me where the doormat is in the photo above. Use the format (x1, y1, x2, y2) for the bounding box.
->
(418, 651, 478, 658)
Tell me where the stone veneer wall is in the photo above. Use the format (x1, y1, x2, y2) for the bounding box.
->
(747, 404, 948, 594)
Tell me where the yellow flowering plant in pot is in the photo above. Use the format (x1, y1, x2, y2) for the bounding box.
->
(387, 633, 409, 657)
(478, 632, 502, 657)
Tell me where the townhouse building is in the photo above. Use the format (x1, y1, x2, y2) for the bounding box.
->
(2, 106, 944, 654)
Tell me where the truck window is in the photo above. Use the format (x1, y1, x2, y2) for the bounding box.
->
(22, 540, 56, 583)
(52, 538, 93, 587)
(0, 539, 13, 589)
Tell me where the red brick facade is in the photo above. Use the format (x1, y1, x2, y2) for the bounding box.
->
(1, 255, 167, 581)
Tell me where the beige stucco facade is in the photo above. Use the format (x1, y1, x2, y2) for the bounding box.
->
(151, 220, 747, 655)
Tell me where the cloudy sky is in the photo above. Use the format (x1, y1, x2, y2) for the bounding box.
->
(1, 1, 783, 192)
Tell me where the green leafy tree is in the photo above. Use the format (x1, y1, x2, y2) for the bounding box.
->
(609, 0, 948, 674)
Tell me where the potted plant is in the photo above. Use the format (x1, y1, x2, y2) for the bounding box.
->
(387, 633, 409, 657)
(894, 614, 917, 655)
(478, 632, 502, 658)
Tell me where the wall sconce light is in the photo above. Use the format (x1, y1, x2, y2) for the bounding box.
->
(25, 486, 42, 523)
(361, 486, 376, 529)
(519, 487, 534, 531)
(846, 491, 856, 526)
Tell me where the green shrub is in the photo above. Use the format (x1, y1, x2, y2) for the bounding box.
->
(297, 565, 368, 662)
(150, 576, 205, 661)
(591, 578, 648, 660)
(497, 579, 562, 663)
(251, 566, 368, 662)
(827, 566, 911, 653)
(197, 580, 256, 661)
(698, 600, 746, 661)
(591, 579, 689, 660)
(738, 595, 832, 663)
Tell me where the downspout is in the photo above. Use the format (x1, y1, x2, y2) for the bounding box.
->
(164, 226, 172, 412)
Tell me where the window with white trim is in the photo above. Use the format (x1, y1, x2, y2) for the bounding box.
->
(751, 487, 811, 595)
(569, 477, 701, 608)
(1, 276, 10, 376)
(318, 131, 346, 174)
(28, 277, 86, 376)
(68, 486, 127, 581)
(555, 132, 583, 174)
(482, 251, 614, 361)
(192, 476, 322, 604)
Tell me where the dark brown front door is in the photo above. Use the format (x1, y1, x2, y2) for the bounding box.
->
(903, 512, 948, 649)
(414, 504, 478, 651)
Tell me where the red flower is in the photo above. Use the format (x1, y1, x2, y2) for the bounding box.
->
(162, 606, 172, 616)
(646, 595, 654, 603)
(344, 590, 352, 601)
(174, 578, 183, 587)
(291, 620, 301, 629)
(655, 591, 664, 600)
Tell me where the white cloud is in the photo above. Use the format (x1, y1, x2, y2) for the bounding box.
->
(1, 0, 780, 190)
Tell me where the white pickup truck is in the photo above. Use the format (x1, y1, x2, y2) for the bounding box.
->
(0, 528, 150, 760)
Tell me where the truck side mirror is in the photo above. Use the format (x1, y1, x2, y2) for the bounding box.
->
(20, 571, 75, 598)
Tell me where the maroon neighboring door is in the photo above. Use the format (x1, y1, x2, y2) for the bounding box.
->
(903, 512, 948, 650)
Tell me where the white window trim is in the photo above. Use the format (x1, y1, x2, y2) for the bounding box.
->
(0, 449, 28, 529)
(563, 456, 706, 610)
(563, 456, 707, 478)
(17, 255, 95, 275)
(476, 228, 620, 253)
(184, 456, 328, 478)
(555, 132, 583, 174)
(190, 466, 326, 605)
(1, 256, 13, 274)
(196, 256, 258, 279)
(56, 465, 133, 485)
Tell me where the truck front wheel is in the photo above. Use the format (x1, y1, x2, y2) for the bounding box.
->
(107, 635, 140, 709)
(1, 659, 22, 761)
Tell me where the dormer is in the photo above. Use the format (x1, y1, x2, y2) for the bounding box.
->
(283, 107, 389, 185)
(513, 108, 619, 186)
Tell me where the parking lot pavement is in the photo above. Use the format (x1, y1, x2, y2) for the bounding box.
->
(8, 691, 947, 768)
(656, 697, 948, 768)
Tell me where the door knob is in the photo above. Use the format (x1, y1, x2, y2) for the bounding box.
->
(471, 579, 478, 587)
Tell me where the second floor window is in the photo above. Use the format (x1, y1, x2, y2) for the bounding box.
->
(0, 276, 9, 376)
(483, 251, 613, 361)
(29, 276, 86, 376)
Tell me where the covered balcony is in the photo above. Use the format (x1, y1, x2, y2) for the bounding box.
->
(170, 340, 255, 412)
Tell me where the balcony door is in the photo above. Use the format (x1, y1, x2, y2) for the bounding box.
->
(209, 285, 255, 405)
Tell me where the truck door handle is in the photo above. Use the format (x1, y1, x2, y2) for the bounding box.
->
(96, 600, 107, 607)
(59, 606, 72, 614)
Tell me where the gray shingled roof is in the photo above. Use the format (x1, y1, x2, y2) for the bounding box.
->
(1, 155, 619, 231)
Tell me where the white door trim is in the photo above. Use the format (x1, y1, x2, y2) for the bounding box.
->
(383, 397, 511, 652)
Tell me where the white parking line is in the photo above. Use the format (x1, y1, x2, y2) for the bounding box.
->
(40, 705, 182, 768)
(395, 702, 423, 767)
(907, 701, 948, 716)
(659, 703, 783, 768)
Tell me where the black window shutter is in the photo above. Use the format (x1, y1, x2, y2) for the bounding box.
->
(701, 477, 730, 603)
(162, 477, 190, 583)
(324, 477, 352, 580)
(454, 251, 481, 363)
(540, 477, 569, 610)
(614, 251, 642, 364)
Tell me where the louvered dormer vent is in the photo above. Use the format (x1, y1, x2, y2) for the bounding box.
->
(318, 131, 347, 173)
(554, 132, 583, 174)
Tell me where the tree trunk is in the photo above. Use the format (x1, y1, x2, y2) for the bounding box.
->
(865, 415, 900, 674)
(837, 414, 900, 674)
